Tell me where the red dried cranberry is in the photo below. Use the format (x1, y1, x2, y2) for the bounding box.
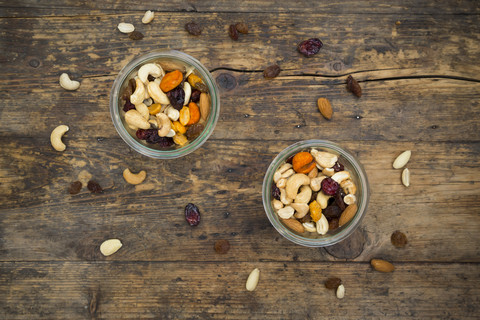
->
(185, 203, 201, 226)
(167, 86, 185, 110)
(321, 178, 339, 196)
(272, 184, 281, 200)
(123, 99, 135, 112)
(157, 136, 174, 148)
(298, 38, 323, 57)
(190, 90, 201, 103)
(323, 205, 342, 219)
(333, 162, 344, 172)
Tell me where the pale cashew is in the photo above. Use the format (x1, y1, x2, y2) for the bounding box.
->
(59, 73, 80, 90)
(156, 113, 171, 137)
(123, 168, 147, 185)
(280, 188, 293, 205)
(130, 78, 146, 105)
(303, 222, 316, 233)
(291, 203, 309, 219)
(147, 81, 170, 105)
(285, 174, 310, 199)
(165, 106, 180, 121)
(272, 199, 284, 210)
(340, 179, 357, 195)
(307, 166, 318, 179)
(125, 109, 151, 129)
(310, 176, 326, 192)
(294, 185, 312, 204)
(148, 119, 158, 129)
(50, 125, 69, 151)
(276, 163, 293, 175)
(166, 129, 176, 138)
(142, 10, 155, 24)
(281, 168, 295, 179)
(331, 171, 350, 183)
(277, 206, 294, 219)
(344, 194, 356, 205)
(143, 98, 153, 107)
(316, 192, 331, 209)
(273, 171, 282, 183)
(185, 66, 195, 78)
(183, 82, 192, 106)
(138, 63, 164, 84)
(316, 214, 329, 235)
(322, 167, 334, 177)
(135, 103, 150, 120)
(310, 149, 338, 168)
(276, 178, 286, 189)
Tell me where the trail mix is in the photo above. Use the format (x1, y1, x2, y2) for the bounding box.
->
(121, 61, 211, 149)
(271, 148, 358, 235)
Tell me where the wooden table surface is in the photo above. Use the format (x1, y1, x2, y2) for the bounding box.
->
(1, 1, 479, 319)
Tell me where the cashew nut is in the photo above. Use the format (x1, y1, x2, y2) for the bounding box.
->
(307, 166, 318, 179)
(130, 78, 146, 105)
(166, 129, 176, 138)
(50, 125, 69, 151)
(340, 179, 357, 195)
(135, 103, 150, 120)
(183, 82, 192, 106)
(147, 81, 170, 105)
(165, 106, 180, 121)
(143, 98, 153, 107)
(125, 109, 151, 129)
(59, 73, 80, 90)
(291, 203, 309, 219)
(123, 168, 147, 185)
(281, 168, 295, 179)
(276, 163, 293, 175)
(310, 149, 338, 168)
(277, 206, 294, 219)
(273, 171, 282, 183)
(331, 171, 351, 184)
(280, 188, 293, 205)
(294, 185, 312, 204)
(276, 178, 286, 189)
(185, 66, 195, 78)
(156, 113, 171, 137)
(272, 199, 284, 210)
(142, 10, 155, 24)
(344, 194, 356, 205)
(316, 214, 329, 235)
(310, 176, 326, 192)
(285, 174, 310, 200)
(322, 167, 335, 177)
(316, 191, 331, 209)
(303, 222, 316, 233)
(138, 63, 164, 84)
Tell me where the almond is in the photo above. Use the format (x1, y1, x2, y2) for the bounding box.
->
(338, 203, 358, 226)
(281, 218, 305, 233)
(371, 259, 395, 272)
(317, 97, 333, 120)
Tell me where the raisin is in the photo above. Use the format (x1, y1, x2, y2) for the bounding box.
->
(346, 75, 362, 97)
(144, 130, 174, 147)
(214, 239, 230, 254)
(235, 22, 248, 34)
(87, 180, 103, 193)
(285, 154, 295, 164)
(190, 89, 201, 103)
(136, 129, 153, 140)
(229, 24, 239, 41)
(185, 21, 203, 36)
(271, 184, 281, 200)
(334, 190, 346, 211)
(167, 86, 185, 110)
(186, 123, 205, 140)
(129, 31, 144, 40)
(185, 203, 201, 226)
(68, 181, 82, 194)
(391, 231, 408, 248)
(321, 178, 339, 196)
(263, 64, 281, 79)
(298, 38, 323, 57)
(333, 162, 344, 172)
(324, 277, 342, 290)
(299, 214, 312, 224)
(328, 218, 339, 231)
(310, 191, 318, 203)
(123, 99, 135, 112)
(147, 74, 155, 82)
(323, 205, 342, 219)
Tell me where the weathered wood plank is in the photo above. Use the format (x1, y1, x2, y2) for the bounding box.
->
(1, 139, 478, 262)
(1, 261, 478, 319)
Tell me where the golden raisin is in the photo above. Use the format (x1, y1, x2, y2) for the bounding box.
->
(172, 121, 187, 134)
(179, 106, 191, 126)
(160, 70, 183, 92)
(292, 152, 315, 173)
(309, 200, 322, 222)
(187, 74, 208, 92)
(173, 133, 188, 146)
(186, 102, 200, 125)
(148, 103, 162, 115)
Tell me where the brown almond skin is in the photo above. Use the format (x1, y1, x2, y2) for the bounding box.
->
(281, 218, 305, 233)
(199, 93, 210, 122)
(338, 203, 358, 226)
(371, 259, 395, 272)
(317, 97, 333, 120)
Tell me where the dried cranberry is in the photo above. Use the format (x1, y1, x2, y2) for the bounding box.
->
(328, 218, 339, 231)
(68, 181, 82, 194)
(167, 86, 185, 110)
(123, 99, 135, 112)
(190, 90, 201, 103)
(334, 190, 346, 211)
(136, 129, 154, 140)
(87, 180, 103, 193)
(324, 277, 342, 290)
(321, 178, 339, 196)
(323, 205, 342, 219)
(229, 24, 239, 40)
(271, 184, 281, 200)
(214, 239, 230, 254)
(263, 64, 281, 78)
(391, 231, 408, 248)
(186, 123, 204, 140)
(333, 162, 344, 172)
(185, 203, 201, 226)
(185, 21, 203, 36)
(346, 75, 362, 97)
(297, 38, 323, 57)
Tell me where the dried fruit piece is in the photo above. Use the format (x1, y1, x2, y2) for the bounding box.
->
(235, 22, 248, 34)
(263, 64, 281, 79)
(186, 123, 204, 140)
(187, 74, 208, 93)
(323, 205, 342, 219)
(185, 21, 203, 36)
(129, 31, 144, 40)
(190, 89, 201, 103)
(281, 218, 305, 233)
(321, 178, 339, 196)
(317, 97, 333, 120)
(214, 239, 230, 254)
(346, 75, 362, 97)
(328, 218, 339, 230)
(371, 259, 395, 272)
(246, 268, 260, 291)
(292, 152, 315, 174)
(179, 106, 191, 126)
(272, 184, 281, 200)
(229, 24, 239, 40)
(334, 190, 346, 211)
(160, 70, 183, 92)
(309, 200, 322, 222)
(391, 231, 408, 248)
(325, 277, 342, 290)
(338, 203, 358, 226)
(69, 181, 82, 194)
(172, 121, 187, 134)
(332, 162, 344, 172)
(297, 38, 323, 57)
(148, 103, 162, 115)
(87, 180, 103, 193)
(186, 102, 200, 125)
(166, 86, 185, 110)
(185, 203, 201, 226)
(173, 133, 188, 146)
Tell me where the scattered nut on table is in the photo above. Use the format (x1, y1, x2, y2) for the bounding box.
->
(336, 284, 345, 299)
(59, 73, 80, 90)
(142, 10, 154, 24)
(393, 150, 411, 169)
(246, 268, 260, 291)
(402, 168, 410, 187)
(100, 239, 122, 256)
(123, 168, 147, 185)
(50, 125, 69, 151)
(118, 22, 135, 33)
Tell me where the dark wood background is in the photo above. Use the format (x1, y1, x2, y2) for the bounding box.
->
(1, 1, 479, 319)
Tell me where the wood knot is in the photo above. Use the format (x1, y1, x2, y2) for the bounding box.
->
(324, 228, 366, 259)
(216, 73, 237, 91)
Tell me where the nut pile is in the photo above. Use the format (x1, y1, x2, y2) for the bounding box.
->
(271, 148, 358, 235)
(121, 61, 211, 149)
